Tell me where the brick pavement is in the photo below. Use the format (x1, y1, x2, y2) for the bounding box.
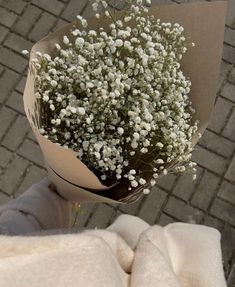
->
(0, 0, 234, 284)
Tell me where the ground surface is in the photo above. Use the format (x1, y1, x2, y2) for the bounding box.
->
(0, 0, 234, 284)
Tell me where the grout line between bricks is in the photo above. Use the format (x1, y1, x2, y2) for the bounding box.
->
(0, 113, 18, 142)
(0, 143, 46, 170)
(84, 204, 98, 227)
(197, 142, 232, 160)
(151, 177, 179, 224)
(4, 103, 26, 117)
(188, 167, 205, 202)
(207, 127, 235, 144)
(12, 163, 31, 197)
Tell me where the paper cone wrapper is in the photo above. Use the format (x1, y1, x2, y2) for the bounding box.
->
(23, 1, 226, 203)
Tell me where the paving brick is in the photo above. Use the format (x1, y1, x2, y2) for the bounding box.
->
(173, 167, 203, 201)
(0, 146, 13, 168)
(118, 198, 142, 215)
(26, 129, 37, 142)
(82, 2, 95, 18)
(0, 25, 8, 43)
(2, 115, 29, 151)
(28, 12, 57, 42)
(52, 18, 69, 32)
(107, 0, 125, 10)
(228, 263, 235, 287)
(18, 139, 45, 167)
(199, 129, 234, 158)
(0, 0, 27, 14)
(4, 33, 33, 54)
(191, 170, 220, 210)
(138, 187, 167, 224)
(225, 155, 235, 183)
(164, 196, 204, 223)
(208, 97, 232, 133)
(156, 173, 177, 191)
(226, 0, 235, 27)
(157, 213, 176, 226)
(13, 5, 42, 37)
(221, 82, 235, 103)
(61, 0, 87, 21)
(0, 65, 4, 75)
(223, 109, 235, 142)
(218, 180, 235, 205)
(173, 0, 203, 2)
(0, 155, 28, 195)
(151, 0, 174, 5)
(222, 44, 235, 64)
(210, 198, 235, 226)
(217, 75, 224, 92)
(228, 68, 235, 84)
(86, 204, 115, 228)
(0, 192, 10, 204)
(0, 8, 17, 28)
(0, 69, 19, 103)
(15, 76, 26, 94)
(0, 106, 17, 140)
(217, 61, 228, 90)
(203, 215, 224, 232)
(32, 0, 64, 15)
(0, 46, 27, 73)
(192, 146, 228, 175)
(224, 28, 235, 47)
(221, 225, 235, 266)
(6, 91, 25, 114)
(16, 164, 46, 195)
(220, 60, 232, 80)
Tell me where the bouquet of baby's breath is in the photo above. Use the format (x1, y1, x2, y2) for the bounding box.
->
(25, 0, 199, 195)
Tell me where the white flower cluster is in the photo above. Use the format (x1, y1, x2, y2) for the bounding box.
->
(32, 0, 198, 193)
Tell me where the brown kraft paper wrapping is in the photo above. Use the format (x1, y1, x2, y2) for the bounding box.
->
(23, 1, 227, 203)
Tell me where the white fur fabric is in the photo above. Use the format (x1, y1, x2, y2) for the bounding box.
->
(0, 215, 227, 287)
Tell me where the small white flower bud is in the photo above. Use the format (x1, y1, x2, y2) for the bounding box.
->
(70, 107, 77, 114)
(51, 80, 57, 87)
(75, 37, 85, 46)
(64, 132, 71, 139)
(55, 119, 61, 125)
(22, 50, 29, 55)
(129, 169, 136, 175)
(143, 189, 150, 195)
(117, 127, 124, 135)
(43, 95, 49, 102)
(50, 104, 55, 111)
(115, 39, 123, 47)
(77, 107, 85, 115)
(150, 179, 156, 186)
(139, 178, 146, 185)
(92, 2, 98, 11)
(101, 174, 107, 180)
(131, 180, 138, 188)
(63, 36, 70, 45)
